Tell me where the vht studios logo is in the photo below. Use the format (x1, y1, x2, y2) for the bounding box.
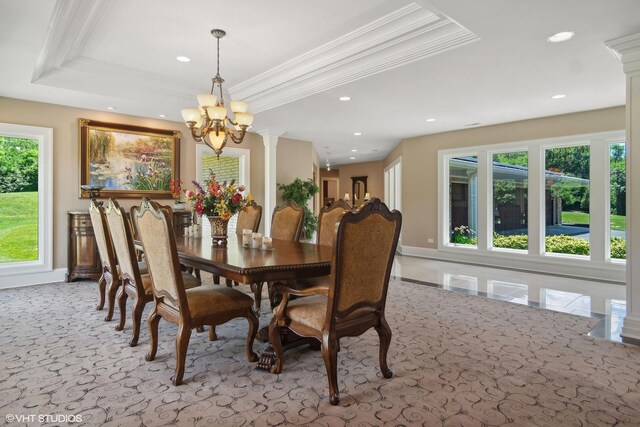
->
(5, 414, 83, 423)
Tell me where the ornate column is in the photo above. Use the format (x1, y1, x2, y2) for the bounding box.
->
(258, 130, 284, 236)
(606, 34, 640, 342)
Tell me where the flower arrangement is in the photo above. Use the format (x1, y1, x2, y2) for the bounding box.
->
(169, 178, 182, 199)
(185, 172, 251, 220)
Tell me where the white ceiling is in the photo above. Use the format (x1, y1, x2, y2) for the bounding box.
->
(1, 0, 638, 166)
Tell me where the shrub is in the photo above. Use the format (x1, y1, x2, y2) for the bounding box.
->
(493, 233, 528, 250)
(545, 235, 590, 255)
(611, 237, 626, 259)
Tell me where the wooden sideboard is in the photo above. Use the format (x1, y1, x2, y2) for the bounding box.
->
(66, 209, 193, 282)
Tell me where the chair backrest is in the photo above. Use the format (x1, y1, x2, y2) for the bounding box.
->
(88, 199, 117, 274)
(136, 199, 188, 313)
(236, 201, 262, 235)
(317, 199, 352, 246)
(131, 199, 174, 239)
(105, 199, 143, 294)
(327, 198, 402, 318)
(270, 200, 305, 241)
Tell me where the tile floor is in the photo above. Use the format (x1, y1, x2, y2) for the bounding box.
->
(391, 255, 627, 342)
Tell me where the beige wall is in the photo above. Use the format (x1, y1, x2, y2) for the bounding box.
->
(390, 106, 625, 249)
(275, 137, 313, 204)
(338, 160, 384, 203)
(0, 97, 267, 269)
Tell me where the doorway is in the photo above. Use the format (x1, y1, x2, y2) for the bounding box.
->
(322, 178, 339, 206)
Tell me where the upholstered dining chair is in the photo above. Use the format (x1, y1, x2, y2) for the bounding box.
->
(88, 199, 122, 321)
(105, 199, 201, 346)
(270, 200, 305, 242)
(218, 201, 263, 287)
(136, 199, 258, 385)
(249, 200, 305, 312)
(268, 198, 402, 405)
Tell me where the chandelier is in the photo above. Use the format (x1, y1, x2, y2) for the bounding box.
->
(181, 29, 254, 157)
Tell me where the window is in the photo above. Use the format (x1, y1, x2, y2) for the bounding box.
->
(610, 142, 626, 260)
(544, 145, 590, 256)
(449, 156, 477, 246)
(438, 130, 625, 275)
(492, 151, 528, 250)
(196, 146, 250, 236)
(0, 123, 52, 279)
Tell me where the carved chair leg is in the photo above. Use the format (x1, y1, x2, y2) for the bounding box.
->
(322, 334, 340, 405)
(213, 274, 220, 285)
(246, 309, 259, 363)
(173, 323, 192, 386)
(268, 318, 284, 374)
(196, 326, 204, 333)
(250, 282, 263, 315)
(209, 325, 217, 341)
(146, 307, 161, 362)
(96, 275, 106, 310)
(225, 278, 233, 288)
(130, 299, 145, 347)
(195, 269, 201, 281)
(104, 276, 118, 322)
(115, 287, 127, 331)
(375, 317, 393, 379)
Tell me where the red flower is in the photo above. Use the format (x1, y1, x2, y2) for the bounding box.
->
(232, 193, 243, 204)
(194, 200, 204, 215)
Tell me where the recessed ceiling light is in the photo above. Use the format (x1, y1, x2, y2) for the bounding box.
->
(338, 96, 351, 101)
(176, 56, 191, 62)
(465, 122, 481, 127)
(547, 31, 575, 43)
(107, 106, 116, 110)
(426, 118, 436, 122)
(551, 94, 567, 99)
(350, 156, 356, 160)
(159, 114, 166, 118)
(351, 149, 357, 152)
(353, 132, 362, 136)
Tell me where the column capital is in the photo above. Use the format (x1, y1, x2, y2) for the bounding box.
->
(257, 129, 286, 143)
(606, 33, 640, 74)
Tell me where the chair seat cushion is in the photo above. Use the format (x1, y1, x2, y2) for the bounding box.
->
(141, 272, 201, 295)
(186, 285, 254, 321)
(284, 295, 376, 331)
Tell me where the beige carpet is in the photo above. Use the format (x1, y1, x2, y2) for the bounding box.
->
(1, 280, 640, 426)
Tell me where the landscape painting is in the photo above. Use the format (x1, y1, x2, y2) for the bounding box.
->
(79, 119, 180, 198)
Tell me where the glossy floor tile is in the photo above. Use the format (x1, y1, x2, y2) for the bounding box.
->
(391, 255, 627, 342)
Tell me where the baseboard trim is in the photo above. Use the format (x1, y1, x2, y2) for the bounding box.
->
(0, 268, 67, 289)
(622, 314, 640, 343)
(399, 245, 626, 284)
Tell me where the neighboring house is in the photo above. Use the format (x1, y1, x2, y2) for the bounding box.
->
(449, 156, 589, 234)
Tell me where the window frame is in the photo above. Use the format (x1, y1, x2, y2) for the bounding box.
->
(0, 123, 53, 277)
(438, 130, 625, 266)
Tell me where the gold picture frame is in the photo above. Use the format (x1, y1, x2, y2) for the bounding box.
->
(79, 119, 180, 198)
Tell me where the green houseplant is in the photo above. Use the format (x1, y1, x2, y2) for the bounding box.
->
(277, 178, 319, 240)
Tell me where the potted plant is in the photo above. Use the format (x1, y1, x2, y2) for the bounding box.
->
(277, 178, 320, 241)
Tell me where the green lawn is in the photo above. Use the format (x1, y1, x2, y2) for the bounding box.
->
(0, 192, 38, 262)
(561, 211, 626, 231)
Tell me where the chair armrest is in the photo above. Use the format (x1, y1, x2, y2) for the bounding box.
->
(271, 282, 329, 297)
(271, 284, 329, 326)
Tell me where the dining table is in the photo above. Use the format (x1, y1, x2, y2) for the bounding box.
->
(175, 234, 333, 370)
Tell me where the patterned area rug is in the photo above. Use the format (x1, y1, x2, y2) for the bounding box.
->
(1, 280, 640, 426)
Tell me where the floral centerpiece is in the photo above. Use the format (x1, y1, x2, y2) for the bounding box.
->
(185, 172, 251, 245)
(169, 178, 185, 209)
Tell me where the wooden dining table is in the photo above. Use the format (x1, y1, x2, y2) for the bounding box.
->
(176, 234, 333, 370)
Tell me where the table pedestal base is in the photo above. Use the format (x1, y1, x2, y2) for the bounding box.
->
(255, 326, 320, 371)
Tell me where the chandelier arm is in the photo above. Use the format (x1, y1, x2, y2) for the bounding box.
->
(226, 128, 247, 144)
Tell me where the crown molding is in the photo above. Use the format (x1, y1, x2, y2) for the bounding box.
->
(605, 33, 640, 74)
(32, 0, 107, 81)
(229, 2, 479, 113)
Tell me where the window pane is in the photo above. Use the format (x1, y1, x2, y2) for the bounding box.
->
(492, 152, 528, 250)
(610, 142, 626, 260)
(544, 145, 590, 256)
(0, 136, 39, 263)
(200, 155, 240, 233)
(449, 156, 477, 246)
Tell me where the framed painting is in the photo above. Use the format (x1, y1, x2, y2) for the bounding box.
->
(79, 119, 180, 198)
